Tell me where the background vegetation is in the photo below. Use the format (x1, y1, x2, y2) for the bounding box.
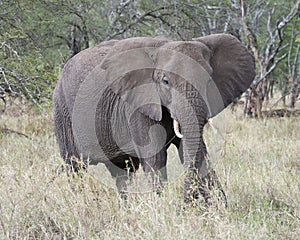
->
(0, 0, 299, 239)
(0, 0, 299, 113)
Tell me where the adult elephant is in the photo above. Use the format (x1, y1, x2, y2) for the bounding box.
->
(53, 34, 255, 203)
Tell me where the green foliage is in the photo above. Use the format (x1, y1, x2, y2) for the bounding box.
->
(0, 0, 299, 107)
(0, 0, 60, 107)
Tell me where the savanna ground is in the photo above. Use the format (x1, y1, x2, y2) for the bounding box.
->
(0, 101, 299, 240)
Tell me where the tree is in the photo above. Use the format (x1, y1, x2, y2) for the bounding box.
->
(286, 19, 300, 108)
(1, 0, 299, 113)
(0, 0, 57, 109)
(239, 0, 300, 116)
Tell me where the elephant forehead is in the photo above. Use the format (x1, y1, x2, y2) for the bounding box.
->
(158, 41, 212, 72)
(155, 48, 212, 87)
(155, 48, 212, 78)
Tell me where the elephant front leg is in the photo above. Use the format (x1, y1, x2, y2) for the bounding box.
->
(184, 167, 227, 206)
(105, 157, 139, 200)
(183, 141, 227, 206)
(141, 150, 168, 195)
(198, 169, 227, 206)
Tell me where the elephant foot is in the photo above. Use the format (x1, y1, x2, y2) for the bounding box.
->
(152, 174, 167, 196)
(199, 170, 227, 207)
(184, 170, 227, 207)
(116, 174, 130, 200)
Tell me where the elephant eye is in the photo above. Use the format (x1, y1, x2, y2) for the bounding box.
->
(162, 76, 169, 85)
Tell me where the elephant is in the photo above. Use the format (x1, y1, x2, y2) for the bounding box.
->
(53, 34, 255, 204)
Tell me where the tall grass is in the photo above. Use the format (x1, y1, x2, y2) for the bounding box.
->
(0, 106, 299, 239)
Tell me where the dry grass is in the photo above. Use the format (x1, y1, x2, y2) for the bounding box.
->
(0, 105, 299, 239)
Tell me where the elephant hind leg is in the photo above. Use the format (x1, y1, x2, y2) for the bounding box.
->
(53, 96, 85, 173)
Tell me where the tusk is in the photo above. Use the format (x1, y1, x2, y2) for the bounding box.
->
(173, 119, 183, 138)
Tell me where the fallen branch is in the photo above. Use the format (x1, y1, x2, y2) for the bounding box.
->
(0, 95, 6, 113)
(0, 126, 31, 139)
(262, 109, 300, 117)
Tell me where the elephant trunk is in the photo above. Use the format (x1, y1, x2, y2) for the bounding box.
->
(174, 94, 207, 166)
(180, 112, 206, 171)
(176, 103, 209, 202)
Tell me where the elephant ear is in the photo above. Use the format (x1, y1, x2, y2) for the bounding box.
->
(99, 38, 172, 122)
(109, 68, 163, 122)
(101, 38, 166, 121)
(194, 34, 255, 117)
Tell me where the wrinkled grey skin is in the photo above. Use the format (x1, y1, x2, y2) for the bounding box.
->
(53, 34, 255, 203)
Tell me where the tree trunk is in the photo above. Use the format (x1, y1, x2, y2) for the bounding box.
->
(247, 82, 264, 118)
(290, 80, 300, 108)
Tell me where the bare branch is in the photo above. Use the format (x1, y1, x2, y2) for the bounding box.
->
(0, 68, 15, 94)
(240, 0, 263, 75)
(0, 68, 45, 110)
(259, 53, 288, 83)
(0, 42, 22, 62)
(106, 5, 175, 40)
(277, 1, 300, 29)
(0, 126, 31, 139)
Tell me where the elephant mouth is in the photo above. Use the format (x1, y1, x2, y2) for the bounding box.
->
(173, 119, 183, 138)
